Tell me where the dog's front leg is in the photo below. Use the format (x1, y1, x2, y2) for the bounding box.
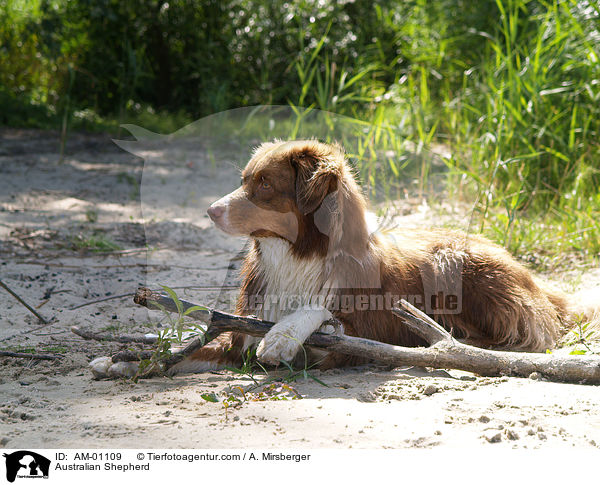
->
(256, 305, 332, 365)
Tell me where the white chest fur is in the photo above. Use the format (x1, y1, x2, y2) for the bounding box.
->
(256, 238, 326, 322)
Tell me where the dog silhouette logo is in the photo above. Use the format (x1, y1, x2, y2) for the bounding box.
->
(3, 451, 50, 482)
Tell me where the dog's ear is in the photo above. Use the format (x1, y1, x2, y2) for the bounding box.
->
(293, 150, 338, 215)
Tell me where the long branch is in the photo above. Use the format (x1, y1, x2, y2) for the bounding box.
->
(133, 287, 600, 385)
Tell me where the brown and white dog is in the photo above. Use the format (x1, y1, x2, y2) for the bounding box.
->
(163, 139, 599, 374)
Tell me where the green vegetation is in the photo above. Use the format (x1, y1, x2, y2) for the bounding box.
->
(141, 287, 328, 389)
(561, 319, 599, 354)
(85, 209, 98, 223)
(2, 0, 599, 268)
(67, 233, 122, 252)
(134, 285, 208, 379)
(6, 345, 68, 354)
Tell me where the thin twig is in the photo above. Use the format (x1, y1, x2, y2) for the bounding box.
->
(16, 260, 231, 270)
(0, 351, 63, 360)
(100, 247, 153, 256)
(70, 326, 158, 345)
(68, 285, 239, 310)
(0, 278, 50, 324)
(69, 293, 141, 310)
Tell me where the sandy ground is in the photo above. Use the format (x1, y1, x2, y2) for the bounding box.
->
(1, 127, 600, 450)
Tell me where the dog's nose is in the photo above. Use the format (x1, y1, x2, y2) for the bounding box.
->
(207, 204, 225, 220)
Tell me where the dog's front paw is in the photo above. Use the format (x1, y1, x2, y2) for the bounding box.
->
(255, 306, 332, 365)
(256, 328, 301, 365)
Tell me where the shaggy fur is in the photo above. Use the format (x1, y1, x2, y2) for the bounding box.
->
(169, 139, 598, 374)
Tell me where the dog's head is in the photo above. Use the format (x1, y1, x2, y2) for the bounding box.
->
(207, 140, 369, 258)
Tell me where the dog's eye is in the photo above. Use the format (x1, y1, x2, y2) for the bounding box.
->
(261, 178, 271, 190)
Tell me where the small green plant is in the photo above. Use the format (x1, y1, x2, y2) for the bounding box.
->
(278, 358, 328, 387)
(225, 346, 268, 386)
(5, 345, 67, 355)
(85, 209, 98, 223)
(153, 285, 207, 344)
(101, 323, 121, 334)
(135, 286, 208, 380)
(68, 233, 122, 252)
(560, 318, 599, 355)
(136, 331, 174, 380)
(6, 346, 37, 354)
(247, 382, 302, 401)
(40, 345, 68, 354)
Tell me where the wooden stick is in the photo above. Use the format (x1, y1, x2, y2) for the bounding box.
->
(132, 287, 600, 385)
(70, 326, 158, 345)
(390, 304, 452, 345)
(0, 351, 63, 360)
(0, 278, 50, 325)
(69, 285, 239, 310)
(111, 349, 156, 362)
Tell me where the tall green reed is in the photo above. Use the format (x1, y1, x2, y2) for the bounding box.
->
(287, 0, 600, 269)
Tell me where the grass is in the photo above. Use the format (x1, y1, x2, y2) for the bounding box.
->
(560, 319, 599, 355)
(428, 0, 600, 270)
(68, 233, 122, 252)
(85, 209, 98, 223)
(281, 0, 600, 272)
(6, 345, 68, 355)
